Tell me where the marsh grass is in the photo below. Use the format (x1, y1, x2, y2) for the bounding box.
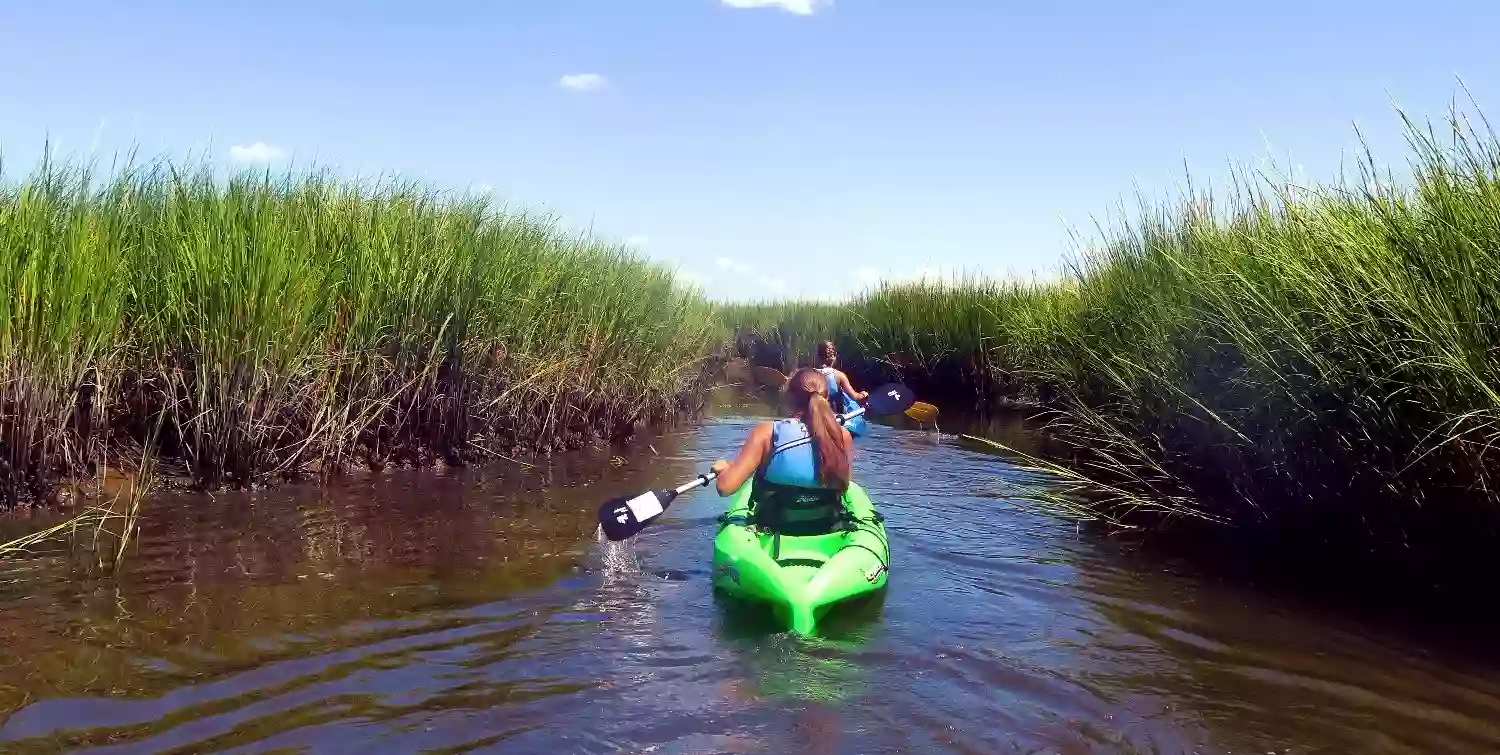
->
(0, 154, 722, 521)
(725, 100, 1500, 576)
(721, 274, 1071, 412)
(0, 505, 121, 560)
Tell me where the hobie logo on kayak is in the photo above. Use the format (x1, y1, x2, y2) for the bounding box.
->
(864, 563, 886, 583)
(715, 564, 741, 585)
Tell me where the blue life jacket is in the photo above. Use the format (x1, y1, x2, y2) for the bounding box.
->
(750, 418, 848, 536)
(817, 366, 855, 412)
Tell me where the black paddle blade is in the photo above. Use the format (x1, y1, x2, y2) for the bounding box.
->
(866, 383, 917, 415)
(596, 489, 675, 541)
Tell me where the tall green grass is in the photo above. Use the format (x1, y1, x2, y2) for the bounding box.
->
(0, 155, 722, 507)
(721, 274, 1071, 411)
(725, 103, 1500, 576)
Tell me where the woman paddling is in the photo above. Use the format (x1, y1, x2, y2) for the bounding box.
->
(710, 367, 854, 535)
(814, 340, 867, 412)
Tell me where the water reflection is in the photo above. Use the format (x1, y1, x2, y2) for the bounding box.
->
(0, 431, 695, 752)
(1066, 542, 1500, 754)
(1, 389, 1499, 753)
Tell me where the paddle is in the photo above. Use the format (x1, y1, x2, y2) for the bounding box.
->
(595, 382, 919, 542)
(902, 400, 939, 424)
(750, 363, 939, 424)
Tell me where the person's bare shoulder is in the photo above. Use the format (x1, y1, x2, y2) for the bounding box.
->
(748, 420, 774, 448)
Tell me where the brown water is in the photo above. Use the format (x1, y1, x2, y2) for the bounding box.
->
(4, 392, 1500, 754)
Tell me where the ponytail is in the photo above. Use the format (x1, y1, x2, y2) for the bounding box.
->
(788, 368, 852, 489)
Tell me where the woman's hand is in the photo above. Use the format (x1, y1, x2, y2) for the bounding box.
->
(855, 390, 869, 401)
(711, 459, 731, 474)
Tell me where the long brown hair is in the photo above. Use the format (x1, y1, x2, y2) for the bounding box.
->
(785, 367, 852, 489)
(816, 340, 837, 367)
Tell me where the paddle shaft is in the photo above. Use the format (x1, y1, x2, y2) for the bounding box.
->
(598, 405, 871, 540)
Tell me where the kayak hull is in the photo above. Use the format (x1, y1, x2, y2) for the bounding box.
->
(712, 479, 889, 635)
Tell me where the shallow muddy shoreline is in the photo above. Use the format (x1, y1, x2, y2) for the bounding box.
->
(14, 367, 731, 512)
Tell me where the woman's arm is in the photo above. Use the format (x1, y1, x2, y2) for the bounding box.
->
(710, 421, 772, 496)
(836, 370, 868, 401)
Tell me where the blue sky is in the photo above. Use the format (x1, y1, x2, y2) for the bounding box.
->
(1, 0, 1496, 301)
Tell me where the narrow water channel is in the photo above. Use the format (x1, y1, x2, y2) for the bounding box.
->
(3, 389, 1500, 753)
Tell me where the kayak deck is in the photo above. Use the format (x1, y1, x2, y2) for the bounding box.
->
(712, 478, 889, 635)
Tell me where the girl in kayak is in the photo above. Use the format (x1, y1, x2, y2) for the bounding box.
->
(710, 367, 854, 535)
(815, 340, 867, 414)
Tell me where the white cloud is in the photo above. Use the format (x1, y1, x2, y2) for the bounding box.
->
(722, 0, 825, 15)
(229, 141, 286, 164)
(757, 275, 789, 293)
(716, 256, 755, 274)
(626, 234, 649, 247)
(854, 266, 879, 284)
(471, 182, 494, 195)
(677, 270, 711, 287)
(559, 73, 608, 92)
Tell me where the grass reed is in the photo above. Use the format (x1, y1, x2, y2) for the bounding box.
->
(0, 153, 723, 518)
(724, 100, 1500, 581)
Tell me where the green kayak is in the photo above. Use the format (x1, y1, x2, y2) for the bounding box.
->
(711, 478, 889, 635)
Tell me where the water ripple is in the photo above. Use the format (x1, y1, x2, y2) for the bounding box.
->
(2, 405, 1500, 753)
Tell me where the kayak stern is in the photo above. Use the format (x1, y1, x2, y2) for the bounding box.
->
(712, 480, 889, 635)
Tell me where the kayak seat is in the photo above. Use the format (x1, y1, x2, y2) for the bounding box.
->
(773, 557, 827, 569)
(746, 477, 852, 537)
